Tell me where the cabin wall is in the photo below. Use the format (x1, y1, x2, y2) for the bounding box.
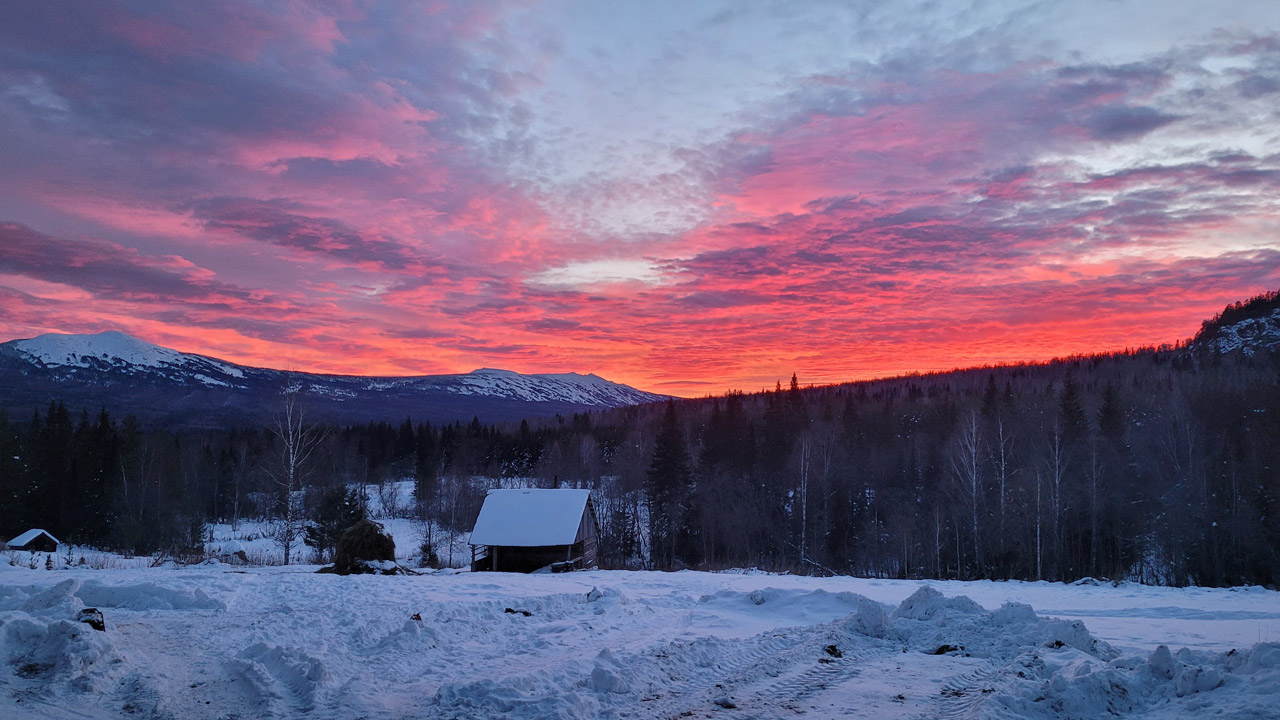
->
(574, 501, 599, 544)
(489, 545, 574, 573)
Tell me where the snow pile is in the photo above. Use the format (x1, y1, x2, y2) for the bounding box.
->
(1, 615, 121, 692)
(1, 579, 125, 698)
(888, 585, 1115, 659)
(434, 584, 1276, 719)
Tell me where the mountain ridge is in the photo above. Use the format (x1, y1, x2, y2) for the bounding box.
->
(0, 331, 667, 428)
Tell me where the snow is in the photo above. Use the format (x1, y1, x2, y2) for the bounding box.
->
(7, 529, 58, 547)
(1206, 308, 1280, 354)
(12, 331, 184, 369)
(469, 488, 591, 547)
(453, 368, 664, 406)
(1, 563, 1276, 719)
(202, 479, 473, 568)
(192, 373, 229, 387)
(9, 331, 245, 378)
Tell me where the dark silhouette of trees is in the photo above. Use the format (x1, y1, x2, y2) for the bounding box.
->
(646, 402, 694, 568)
(2, 329, 1277, 587)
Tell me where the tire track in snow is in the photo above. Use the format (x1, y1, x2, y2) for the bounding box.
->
(225, 643, 328, 718)
(115, 671, 170, 719)
(632, 622, 894, 719)
(909, 657, 1023, 720)
(720, 653, 866, 717)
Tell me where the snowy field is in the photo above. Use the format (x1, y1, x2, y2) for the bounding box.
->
(2, 562, 1278, 719)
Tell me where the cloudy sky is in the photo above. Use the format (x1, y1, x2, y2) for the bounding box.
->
(2, 1, 1278, 394)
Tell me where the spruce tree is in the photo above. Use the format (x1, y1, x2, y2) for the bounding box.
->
(305, 486, 368, 562)
(1097, 382, 1124, 444)
(1059, 369, 1089, 446)
(646, 402, 692, 569)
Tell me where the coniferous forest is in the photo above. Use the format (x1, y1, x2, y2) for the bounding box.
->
(2, 342, 1276, 587)
(2, 295, 1279, 587)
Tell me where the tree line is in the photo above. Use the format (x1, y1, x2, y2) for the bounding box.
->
(1, 345, 1277, 586)
(629, 347, 1280, 587)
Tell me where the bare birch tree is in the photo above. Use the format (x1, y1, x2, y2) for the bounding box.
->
(265, 385, 325, 565)
(949, 412, 983, 577)
(988, 417, 1017, 574)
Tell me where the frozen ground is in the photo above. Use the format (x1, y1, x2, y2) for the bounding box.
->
(1, 563, 1277, 719)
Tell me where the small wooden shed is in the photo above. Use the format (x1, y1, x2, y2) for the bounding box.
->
(469, 488, 598, 573)
(8, 529, 60, 553)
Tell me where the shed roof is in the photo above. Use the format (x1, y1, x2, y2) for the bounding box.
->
(469, 489, 591, 547)
(9, 528, 60, 546)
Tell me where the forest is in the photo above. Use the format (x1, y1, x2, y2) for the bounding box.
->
(2, 312, 1278, 588)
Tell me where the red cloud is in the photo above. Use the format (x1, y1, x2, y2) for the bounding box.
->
(1, 7, 1278, 397)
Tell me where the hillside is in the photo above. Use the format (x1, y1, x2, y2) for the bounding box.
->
(1193, 290, 1280, 354)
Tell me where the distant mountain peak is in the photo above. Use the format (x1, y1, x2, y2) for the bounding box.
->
(469, 367, 520, 376)
(0, 330, 666, 427)
(11, 330, 182, 369)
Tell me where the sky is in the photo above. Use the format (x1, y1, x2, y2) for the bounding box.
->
(1, 1, 1279, 396)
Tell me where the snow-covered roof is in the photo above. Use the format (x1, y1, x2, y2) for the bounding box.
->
(8, 528, 59, 546)
(469, 489, 591, 547)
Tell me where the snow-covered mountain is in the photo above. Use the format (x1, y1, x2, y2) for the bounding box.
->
(0, 331, 666, 427)
(9, 331, 247, 386)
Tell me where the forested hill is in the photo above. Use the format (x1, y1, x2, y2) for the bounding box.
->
(2, 295, 1278, 588)
(1193, 290, 1280, 354)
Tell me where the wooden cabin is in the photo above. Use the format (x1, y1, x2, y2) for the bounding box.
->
(8, 528, 60, 553)
(469, 488, 598, 573)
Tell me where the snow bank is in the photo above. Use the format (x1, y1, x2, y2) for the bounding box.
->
(1, 577, 225, 613)
(422, 583, 1273, 719)
(1, 568, 1276, 718)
